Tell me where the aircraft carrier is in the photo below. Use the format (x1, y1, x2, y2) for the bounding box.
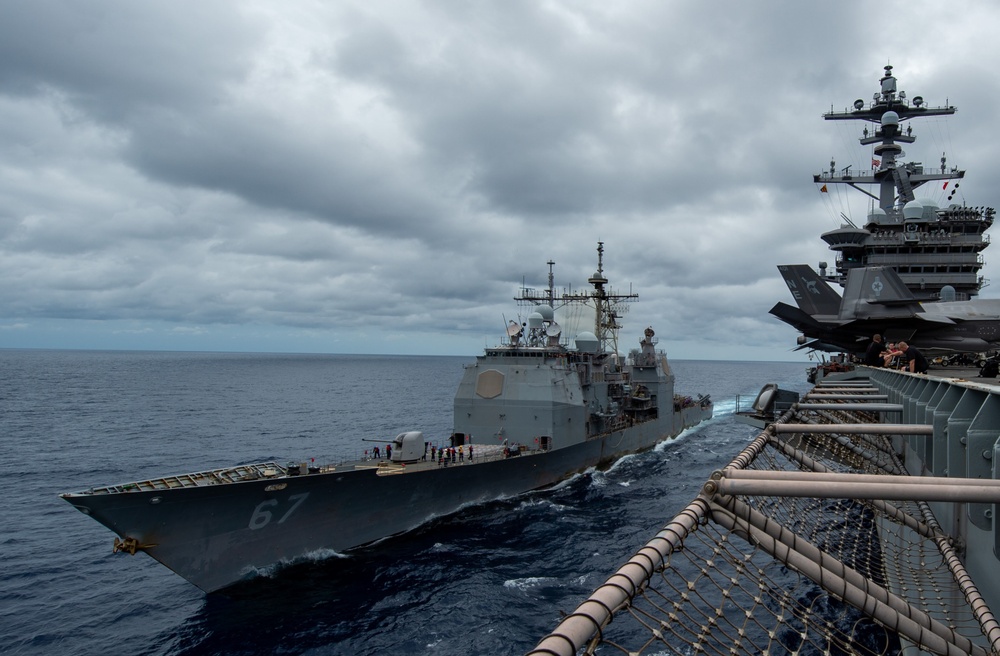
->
(530, 67, 1000, 655)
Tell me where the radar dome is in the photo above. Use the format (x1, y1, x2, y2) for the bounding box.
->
(916, 198, 939, 212)
(903, 199, 924, 220)
(869, 207, 887, 218)
(881, 111, 899, 127)
(574, 331, 599, 354)
(940, 285, 957, 302)
(535, 305, 554, 322)
(527, 312, 544, 329)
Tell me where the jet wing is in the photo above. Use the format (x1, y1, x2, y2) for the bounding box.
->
(923, 298, 1000, 320)
(770, 302, 869, 353)
(793, 338, 860, 352)
(769, 302, 828, 330)
(914, 313, 957, 325)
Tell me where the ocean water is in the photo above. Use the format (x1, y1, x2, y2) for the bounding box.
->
(0, 351, 811, 655)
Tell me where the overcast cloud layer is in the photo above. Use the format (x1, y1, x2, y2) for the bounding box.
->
(2, 1, 999, 360)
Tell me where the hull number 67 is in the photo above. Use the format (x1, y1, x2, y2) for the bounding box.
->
(248, 493, 310, 530)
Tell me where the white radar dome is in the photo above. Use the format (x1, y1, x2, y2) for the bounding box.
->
(535, 305, 554, 322)
(574, 331, 599, 354)
(903, 199, 925, 220)
(527, 312, 544, 329)
(881, 111, 899, 127)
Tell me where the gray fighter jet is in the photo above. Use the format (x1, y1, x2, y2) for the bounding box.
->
(770, 264, 1000, 354)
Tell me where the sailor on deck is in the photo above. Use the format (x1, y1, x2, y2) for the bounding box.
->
(864, 334, 883, 366)
(897, 341, 929, 374)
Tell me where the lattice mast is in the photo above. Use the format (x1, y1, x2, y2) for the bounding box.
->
(815, 65, 993, 300)
(563, 242, 637, 355)
(818, 64, 961, 210)
(516, 242, 637, 354)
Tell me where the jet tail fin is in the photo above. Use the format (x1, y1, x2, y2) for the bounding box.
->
(840, 266, 920, 320)
(776, 265, 841, 316)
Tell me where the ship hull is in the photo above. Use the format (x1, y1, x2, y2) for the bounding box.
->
(63, 405, 710, 593)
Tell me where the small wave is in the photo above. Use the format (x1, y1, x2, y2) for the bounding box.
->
(548, 468, 592, 491)
(588, 469, 634, 489)
(709, 399, 739, 417)
(503, 576, 558, 592)
(516, 497, 568, 513)
(654, 426, 700, 452)
(239, 548, 350, 580)
(604, 452, 638, 474)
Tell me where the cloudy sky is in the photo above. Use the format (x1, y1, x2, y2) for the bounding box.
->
(2, 1, 999, 361)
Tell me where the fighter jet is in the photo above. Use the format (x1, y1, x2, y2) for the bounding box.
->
(770, 264, 1000, 354)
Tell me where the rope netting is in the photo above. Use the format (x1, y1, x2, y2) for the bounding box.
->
(530, 399, 1000, 656)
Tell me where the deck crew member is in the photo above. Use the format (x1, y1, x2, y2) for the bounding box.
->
(864, 334, 883, 366)
(882, 343, 902, 368)
(897, 341, 929, 374)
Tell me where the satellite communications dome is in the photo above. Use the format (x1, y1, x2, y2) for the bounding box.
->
(574, 331, 599, 353)
(903, 199, 925, 220)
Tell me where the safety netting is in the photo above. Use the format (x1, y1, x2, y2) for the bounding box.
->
(530, 389, 1000, 656)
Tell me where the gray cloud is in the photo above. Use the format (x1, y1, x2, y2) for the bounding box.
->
(1, 1, 998, 360)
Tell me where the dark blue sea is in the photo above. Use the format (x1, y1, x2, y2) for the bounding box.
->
(0, 351, 811, 655)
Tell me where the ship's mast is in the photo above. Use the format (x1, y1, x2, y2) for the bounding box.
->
(546, 259, 555, 307)
(816, 64, 963, 209)
(564, 242, 637, 355)
(814, 65, 994, 301)
(516, 242, 637, 354)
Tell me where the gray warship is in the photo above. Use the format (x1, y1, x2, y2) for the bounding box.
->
(61, 242, 712, 593)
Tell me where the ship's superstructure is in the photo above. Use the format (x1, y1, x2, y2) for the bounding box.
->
(62, 243, 711, 593)
(454, 243, 684, 450)
(815, 65, 994, 301)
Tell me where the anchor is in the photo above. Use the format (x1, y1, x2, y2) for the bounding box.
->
(112, 536, 155, 555)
